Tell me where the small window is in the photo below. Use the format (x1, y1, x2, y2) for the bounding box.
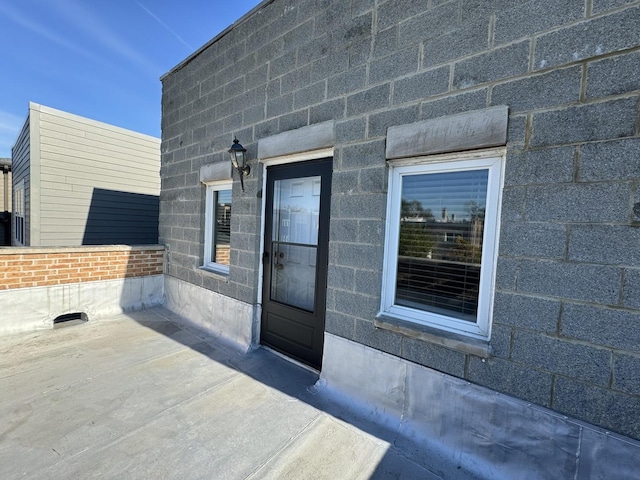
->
(381, 155, 504, 340)
(203, 182, 232, 274)
(13, 180, 25, 246)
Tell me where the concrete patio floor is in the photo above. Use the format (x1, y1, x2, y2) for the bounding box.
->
(0, 307, 467, 480)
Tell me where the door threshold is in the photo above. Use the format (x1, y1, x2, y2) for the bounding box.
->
(261, 345, 320, 375)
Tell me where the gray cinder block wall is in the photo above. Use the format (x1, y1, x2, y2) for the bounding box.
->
(161, 0, 640, 441)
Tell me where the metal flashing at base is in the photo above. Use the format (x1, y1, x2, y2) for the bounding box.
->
(319, 333, 640, 480)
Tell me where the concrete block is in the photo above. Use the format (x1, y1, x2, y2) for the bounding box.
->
(420, 89, 488, 120)
(569, 225, 640, 266)
(330, 169, 360, 194)
(579, 138, 640, 181)
(393, 66, 450, 106)
(495, 257, 518, 290)
(282, 19, 314, 52)
(397, 2, 459, 48)
(311, 51, 350, 83)
(372, 26, 398, 59)
(353, 318, 403, 356)
(368, 105, 419, 138)
(324, 310, 356, 340)
(554, 377, 640, 440)
(329, 218, 358, 242)
(586, 50, 640, 99)
(293, 81, 326, 109)
(257, 120, 335, 159)
(505, 146, 574, 186)
(402, 337, 466, 377)
(335, 117, 366, 144)
(377, 0, 435, 31)
(489, 324, 512, 359)
(493, 291, 560, 333)
(334, 242, 384, 270)
(357, 219, 384, 245)
(512, 330, 611, 385)
(422, 17, 490, 68)
(592, 0, 637, 14)
(524, 182, 632, 223)
(453, 41, 530, 90)
(310, 98, 345, 124)
(354, 267, 382, 297)
(494, 0, 584, 45)
(530, 98, 637, 147)
(327, 65, 367, 98)
(534, 7, 640, 69)
(623, 268, 640, 309)
(278, 110, 309, 133)
(337, 193, 387, 220)
(369, 47, 419, 85)
(341, 139, 386, 170)
(517, 259, 620, 304)
(358, 166, 386, 193)
(386, 106, 508, 159)
(346, 83, 391, 116)
(511, 114, 543, 146)
(492, 66, 582, 114)
(561, 302, 640, 351)
(467, 356, 553, 407)
(613, 352, 640, 395)
(327, 264, 355, 291)
(499, 221, 566, 259)
(266, 93, 294, 118)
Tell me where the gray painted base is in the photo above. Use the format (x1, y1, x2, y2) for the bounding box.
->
(0, 275, 164, 335)
(163, 275, 258, 351)
(320, 333, 640, 480)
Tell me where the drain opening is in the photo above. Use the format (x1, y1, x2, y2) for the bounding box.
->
(53, 312, 88, 329)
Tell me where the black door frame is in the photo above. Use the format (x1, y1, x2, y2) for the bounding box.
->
(260, 157, 332, 370)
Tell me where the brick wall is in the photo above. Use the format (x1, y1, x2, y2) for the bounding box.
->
(0, 246, 164, 290)
(161, 0, 640, 440)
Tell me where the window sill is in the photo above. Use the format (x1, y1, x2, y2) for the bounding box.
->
(198, 266, 230, 281)
(374, 314, 492, 358)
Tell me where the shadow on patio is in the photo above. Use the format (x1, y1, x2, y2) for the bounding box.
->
(0, 307, 467, 480)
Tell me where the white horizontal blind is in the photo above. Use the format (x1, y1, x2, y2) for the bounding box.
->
(213, 190, 231, 266)
(396, 169, 489, 322)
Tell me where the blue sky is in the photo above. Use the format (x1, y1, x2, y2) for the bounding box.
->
(0, 0, 262, 157)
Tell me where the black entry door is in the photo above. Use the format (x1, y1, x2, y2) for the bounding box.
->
(261, 158, 332, 369)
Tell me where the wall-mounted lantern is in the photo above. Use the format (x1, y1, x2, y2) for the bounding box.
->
(228, 137, 250, 192)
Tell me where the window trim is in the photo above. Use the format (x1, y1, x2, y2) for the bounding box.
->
(202, 180, 232, 275)
(381, 152, 505, 341)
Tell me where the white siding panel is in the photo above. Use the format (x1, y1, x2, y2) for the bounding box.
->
(31, 103, 160, 246)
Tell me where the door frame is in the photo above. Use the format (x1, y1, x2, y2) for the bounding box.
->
(257, 148, 334, 365)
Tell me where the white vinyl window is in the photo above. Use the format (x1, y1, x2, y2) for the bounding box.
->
(203, 181, 232, 274)
(13, 180, 25, 246)
(381, 154, 504, 340)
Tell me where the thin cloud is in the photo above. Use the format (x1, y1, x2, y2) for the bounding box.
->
(0, 2, 103, 64)
(50, 0, 162, 77)
(136, 1, 193, 51)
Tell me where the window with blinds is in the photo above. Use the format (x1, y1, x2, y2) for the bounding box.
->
(212, 190, 231, 266)
(396, 170, 488, 322)
(381, 154, 504, 340)
(203, 183, 232, 274)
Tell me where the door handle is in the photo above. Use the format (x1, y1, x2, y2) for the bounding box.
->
(275, 263, 284, 271)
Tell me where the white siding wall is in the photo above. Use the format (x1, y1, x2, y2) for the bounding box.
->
(31, 103, 160, 246)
